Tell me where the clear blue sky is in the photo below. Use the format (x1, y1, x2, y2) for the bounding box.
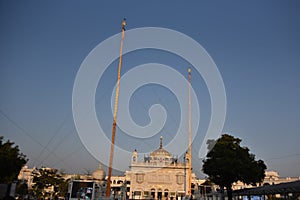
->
(1, 1, 300, 178)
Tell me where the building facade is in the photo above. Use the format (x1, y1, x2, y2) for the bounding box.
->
(125, 137, 193, 200)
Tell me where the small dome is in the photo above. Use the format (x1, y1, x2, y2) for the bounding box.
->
(93, 163, 106, 180)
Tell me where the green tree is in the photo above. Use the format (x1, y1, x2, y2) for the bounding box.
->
(16, 180, 29, 199)
(202, 134, 266, 200)
(32, 168, 67, 198)
(0, 136, 27, 183)
(58, 178, 70, 197)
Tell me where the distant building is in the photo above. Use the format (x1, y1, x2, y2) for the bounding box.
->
(18, 160, 300, 199)
(232, 171, 300, 190)
(18, 167, 59, 197)
(263, 170, 300, 185)
(69, 164, 108, 200)
(18, 166, 35, 189)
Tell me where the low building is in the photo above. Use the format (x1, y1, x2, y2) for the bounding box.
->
(263, 170, 300, 185)
(18, 165, 35, 189)
(232, 171, 300, 190)
(18, 160, 300, 200)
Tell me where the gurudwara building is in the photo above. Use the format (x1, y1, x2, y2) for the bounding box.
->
(126, 136, 195, 200)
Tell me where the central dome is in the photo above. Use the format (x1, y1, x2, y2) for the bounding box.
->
(150, 148, 172, 157)
(150, 136, 171, 157)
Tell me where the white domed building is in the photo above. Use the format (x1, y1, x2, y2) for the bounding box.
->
(126, 137, 194, 200)
(93, 163, 106, 181)
(92, 164, 108, 199)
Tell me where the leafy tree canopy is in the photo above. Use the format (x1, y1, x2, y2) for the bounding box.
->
(0, 136, 27, 183)
(202, 134, 266, 200)
(16, 180, 29, 197)
(32, 168, 68, 198)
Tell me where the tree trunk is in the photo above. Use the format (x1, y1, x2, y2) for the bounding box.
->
(227, 186, 233, 200)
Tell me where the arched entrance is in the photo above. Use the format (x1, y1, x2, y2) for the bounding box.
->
(164, 189, 169, 200)
(151, 188, 155, 199)
(157, 189, 162, 200)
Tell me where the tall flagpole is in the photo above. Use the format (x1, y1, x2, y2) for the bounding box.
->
(188, 67, 192, 196)
(106, 18, 126, 197)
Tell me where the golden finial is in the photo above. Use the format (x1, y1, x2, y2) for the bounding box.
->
(122, 18, 126, 30)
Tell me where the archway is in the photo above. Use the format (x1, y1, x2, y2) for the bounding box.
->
(151, 188, 155, 199)
(158, 189, 162, 200)
(164, 189, 169, 199)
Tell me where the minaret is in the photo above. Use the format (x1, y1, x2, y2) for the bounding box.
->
(160, 136, 163, 149)
(187, 67, 192, 196)
(131, 149, 138, 163)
